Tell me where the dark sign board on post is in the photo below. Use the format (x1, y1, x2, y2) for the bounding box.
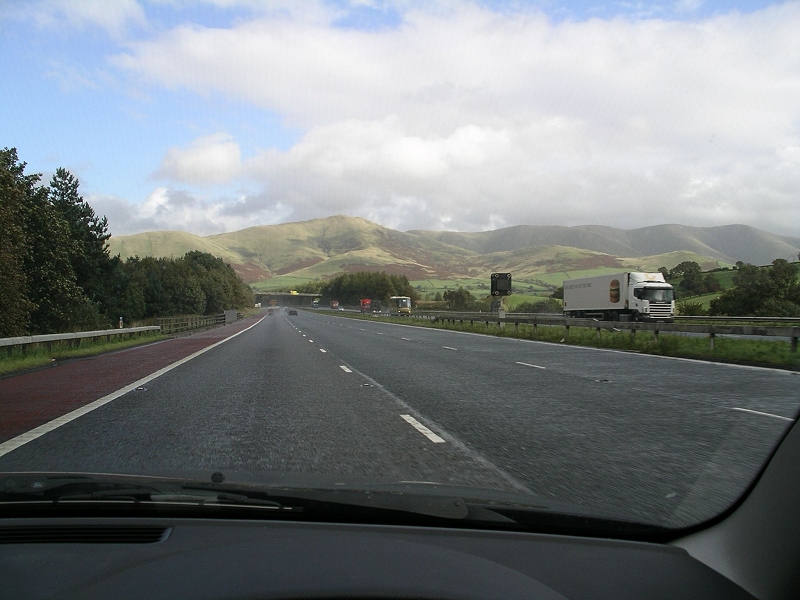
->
(491, 273, 512, 296)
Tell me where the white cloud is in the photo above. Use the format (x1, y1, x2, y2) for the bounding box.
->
(108, 2, 800, 236)
(157, 133, 242, 185)
(11, 0, 146, 36)
(90, 187, 293, 237)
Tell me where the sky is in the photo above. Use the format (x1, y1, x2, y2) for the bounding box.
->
(1, 0, 799, 238)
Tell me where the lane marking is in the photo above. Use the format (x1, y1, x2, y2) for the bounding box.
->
(377, 332, 384, 335)
(442, 346, 457, 351)
(339, 366, 352, 373)
(401, 337, 410, 341)
(0, 316, 268, 459)
(731, 407, 793, 422)
(319, 349, 327, 353)
(400, 414, 445, 444)
(308, 339, 314, 343)
(516, 361, 546, 370)
(302, 334, 306, 337)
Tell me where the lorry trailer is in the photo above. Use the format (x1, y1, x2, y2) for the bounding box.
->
(562, 272, 675, 322)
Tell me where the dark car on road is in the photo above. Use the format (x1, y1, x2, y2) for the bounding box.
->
(288, 309, 298, 315)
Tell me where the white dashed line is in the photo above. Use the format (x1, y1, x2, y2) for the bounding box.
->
(442, 346, 457, 351)
(401, 414, 445, 444)
(309, 339, 314, 343)
(516, 361, 546, 370)
(340, 366, 352, 373)
(319, 349, 327, 353)
(401, 337, 410, 341)
(731, 407, 793, 421)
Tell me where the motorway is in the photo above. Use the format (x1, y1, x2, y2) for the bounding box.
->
(1, 310, 798, 528)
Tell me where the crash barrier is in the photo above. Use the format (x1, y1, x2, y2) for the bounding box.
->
(1, 326, 161, 358)
(156, 313, 230, 334)
(408, 312, 799, 352)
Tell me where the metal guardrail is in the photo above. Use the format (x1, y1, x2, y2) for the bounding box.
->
(415, 310, 800, 323)
(674, 315, 800, 323)
(406, 312, 799, 352)
(1, 312, 241, 358)
(156, 314, 226, 334)
(1, 326, 161, 357)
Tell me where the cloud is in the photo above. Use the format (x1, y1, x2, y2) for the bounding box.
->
(9, 0, 146, 36)
(90, 187, 294, 237)
(156, 133, 243, 184)
(107, 2, 800, 236)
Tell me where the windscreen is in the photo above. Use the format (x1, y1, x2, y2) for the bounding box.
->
(1, 0, 798, 535)
(641, 288, 675, 303)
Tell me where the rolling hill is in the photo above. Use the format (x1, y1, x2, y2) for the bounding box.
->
(106, 216, 800, 287)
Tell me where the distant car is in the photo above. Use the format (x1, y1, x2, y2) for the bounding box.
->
(288, 309, 298, 315)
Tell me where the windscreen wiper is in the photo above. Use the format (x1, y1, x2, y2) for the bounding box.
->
(0, 475, 290, 512)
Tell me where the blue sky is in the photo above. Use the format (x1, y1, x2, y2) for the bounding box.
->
(2, 1, 798, 237)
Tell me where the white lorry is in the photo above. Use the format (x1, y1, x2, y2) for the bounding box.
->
(562, 272, 675, 322)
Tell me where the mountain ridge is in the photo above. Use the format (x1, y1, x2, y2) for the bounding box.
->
(106, 216, 800, 285)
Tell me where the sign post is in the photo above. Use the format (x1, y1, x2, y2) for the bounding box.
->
(491, 273, 512, 329)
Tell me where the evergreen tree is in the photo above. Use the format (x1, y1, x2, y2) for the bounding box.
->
(48, 168, 113, 308)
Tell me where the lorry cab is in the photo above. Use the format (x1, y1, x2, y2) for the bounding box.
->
(389, 296, 412, 316)
(627, 273, 676, 322)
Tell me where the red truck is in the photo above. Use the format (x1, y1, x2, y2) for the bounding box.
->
(360, 299, 371, 313)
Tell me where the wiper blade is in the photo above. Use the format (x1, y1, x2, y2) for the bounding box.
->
(0, 474, 288, 511)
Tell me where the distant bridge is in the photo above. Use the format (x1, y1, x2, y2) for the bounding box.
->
(254, 292, 320, 307)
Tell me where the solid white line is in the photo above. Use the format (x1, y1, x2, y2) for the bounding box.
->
(319, 349, 327, 353)
(339, 366, 352, 373)
(516, 361, 546, 370)
(731, 407, 793, 422)
(400, 414, 445, 443)
(442, 346, 457, 351)
(0, 316, 268, 459)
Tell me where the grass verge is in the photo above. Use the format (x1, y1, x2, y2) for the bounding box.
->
(0, 333, 168, 376)
(314, 311, 800, 369)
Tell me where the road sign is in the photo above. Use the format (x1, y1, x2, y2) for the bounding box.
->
(491, 273, 512, 296)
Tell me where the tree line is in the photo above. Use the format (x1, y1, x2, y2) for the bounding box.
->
(0, 147, 252, 337)
(291, 271, 419, 306)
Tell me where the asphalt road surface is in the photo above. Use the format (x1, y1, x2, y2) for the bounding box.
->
(2, 310, 798, 527)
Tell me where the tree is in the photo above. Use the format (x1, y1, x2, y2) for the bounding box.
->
(0, 148, 35, 336)
(1, 148, 100, 333)
(48, 168, 113, 308)
(442, 287, 474, 310)
(658, 266, 669, 279)
(669, 261, 702, 280)
(709, 260, 800, 316)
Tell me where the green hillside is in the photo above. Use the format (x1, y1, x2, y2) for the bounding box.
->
(109, 215, 792, 289)
(108, 230, 242, 264)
